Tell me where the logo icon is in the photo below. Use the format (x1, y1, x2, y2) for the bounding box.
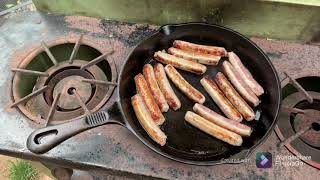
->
(256, 152, 272, 168)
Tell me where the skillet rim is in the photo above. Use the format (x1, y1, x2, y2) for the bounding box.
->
(116, 22, 282, 165)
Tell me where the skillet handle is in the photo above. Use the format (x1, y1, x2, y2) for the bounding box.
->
(27, 117, 94, 154)
(27, 104, 125, 154)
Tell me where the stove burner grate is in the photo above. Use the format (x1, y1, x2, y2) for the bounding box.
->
(276, 73, 320, 169)
(10, 35, 117, 125)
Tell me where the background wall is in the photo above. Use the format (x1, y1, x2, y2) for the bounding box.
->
(33, 0, 320, 43)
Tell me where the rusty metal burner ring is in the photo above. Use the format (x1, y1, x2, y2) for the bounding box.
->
(10, 36, 117, 125)
(30, 60, 109, 123)
(44, 68, 95, 109)
(275, 74, 320, 169)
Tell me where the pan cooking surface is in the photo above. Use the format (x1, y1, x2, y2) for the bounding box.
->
(142, 55, 260, 161)
(119, 24, 280, 164)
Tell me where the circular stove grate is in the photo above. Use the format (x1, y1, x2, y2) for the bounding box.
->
(10, 35, 117, 125)
(276, 75, 320, 169)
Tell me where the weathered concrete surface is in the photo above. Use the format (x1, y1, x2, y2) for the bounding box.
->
(32, 0, 320, 42)
(0, 6, 319, 180)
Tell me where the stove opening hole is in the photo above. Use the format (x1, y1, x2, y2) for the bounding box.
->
(67, 87, 76, 95)
(290, 99, 320, 122)
(311, 122, 320, 131)
(282, 76, 320, 99)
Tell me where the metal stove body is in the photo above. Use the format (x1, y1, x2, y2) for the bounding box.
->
(0, 5, 319, 179)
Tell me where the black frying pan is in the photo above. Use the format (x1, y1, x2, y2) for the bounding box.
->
(27, 23, 281, 165)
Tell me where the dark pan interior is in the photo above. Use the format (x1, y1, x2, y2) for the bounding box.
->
(118, 23, 281, 164)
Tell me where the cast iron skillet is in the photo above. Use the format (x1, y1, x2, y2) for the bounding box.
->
(27, 23, 281, 165)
